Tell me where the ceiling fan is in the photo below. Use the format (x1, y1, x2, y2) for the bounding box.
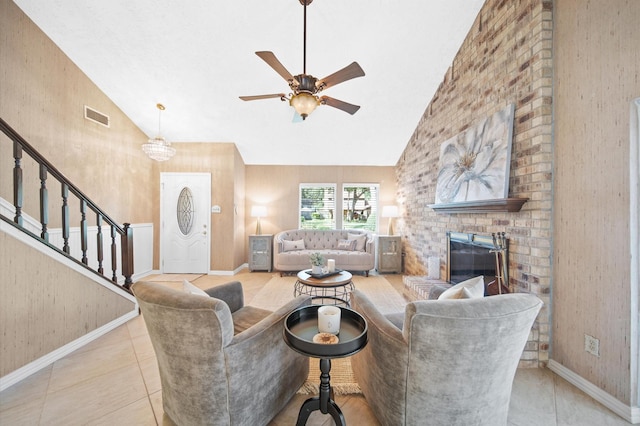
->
(239, 0, 365, 120)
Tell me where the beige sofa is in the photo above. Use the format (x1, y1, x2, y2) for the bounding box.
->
(273, 229, 375, 275)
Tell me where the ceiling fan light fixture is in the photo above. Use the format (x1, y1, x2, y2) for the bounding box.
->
(290, 92, 319, 120)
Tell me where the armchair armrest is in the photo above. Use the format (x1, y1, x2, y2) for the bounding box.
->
(351, 290, 405, 343)
(223, 295, 312, 422)
(229, 295, 311, 346)
(351, 289, 409, 424)
(205, 281, 244, 313)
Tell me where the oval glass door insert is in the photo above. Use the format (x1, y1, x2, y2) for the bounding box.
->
(177, 187, 195, 235)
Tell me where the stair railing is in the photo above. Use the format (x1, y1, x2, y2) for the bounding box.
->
(0, 117, 134, 290)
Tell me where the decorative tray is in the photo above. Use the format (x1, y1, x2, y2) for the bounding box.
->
(304, 268, 344, 279)
(284, 305, 368, 358)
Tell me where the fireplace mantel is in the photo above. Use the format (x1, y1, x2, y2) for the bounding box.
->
(428, 198, 528, 214)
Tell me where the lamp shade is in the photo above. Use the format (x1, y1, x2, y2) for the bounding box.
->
(381, 205, 399, 218)
(251, 205, 267, 218)
(290, 92, 319, 119)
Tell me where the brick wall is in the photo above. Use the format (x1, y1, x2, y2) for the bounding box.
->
(395, 0, 553, 366)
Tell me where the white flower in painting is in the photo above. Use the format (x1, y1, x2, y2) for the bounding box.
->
(436, 107, 513, 204)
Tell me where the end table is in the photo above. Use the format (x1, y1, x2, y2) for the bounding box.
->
(284, 305, 368, 426)
(248, 234, 273, 272)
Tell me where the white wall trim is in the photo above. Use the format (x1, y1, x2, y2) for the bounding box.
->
(1, 196, 154, 288)
(209, 263, 249, 276)
(631, 97, 640, 407)
(548, 360, 640, 423)
(0, 217, 136, 302)
(0, 309, 139, 392)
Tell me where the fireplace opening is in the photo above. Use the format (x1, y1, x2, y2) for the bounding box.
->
(447, 231, 509, 295)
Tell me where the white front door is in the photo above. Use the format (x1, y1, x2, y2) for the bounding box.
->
(160, 173, 211, 273)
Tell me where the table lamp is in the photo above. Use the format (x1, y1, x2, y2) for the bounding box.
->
(381, 205, 399, 236)
(251, 205, 267, 235)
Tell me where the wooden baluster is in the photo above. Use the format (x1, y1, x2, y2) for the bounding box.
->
(121, 223, 134, 289)
(61, 183, 70, 254)
(111, 225, 118, 283)
(13, 142, 23, 226)
(80, 200, 88, 265)
(39, 164, 49, 241)
(96, 214, 104, 275)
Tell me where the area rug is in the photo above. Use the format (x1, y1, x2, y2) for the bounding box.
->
(249, 274, 407, 395)
(249, 274, 407, 315)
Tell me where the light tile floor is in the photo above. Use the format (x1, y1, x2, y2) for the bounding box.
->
(0, 271, 631, 425)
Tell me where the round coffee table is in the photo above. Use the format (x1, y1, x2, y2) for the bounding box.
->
(294, 270, 354, 307)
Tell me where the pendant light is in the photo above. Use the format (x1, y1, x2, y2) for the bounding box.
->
(142, 103, 176, 161)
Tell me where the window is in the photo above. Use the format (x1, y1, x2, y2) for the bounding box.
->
(342, 184, 379, 232)
(299, 184, 336, 229)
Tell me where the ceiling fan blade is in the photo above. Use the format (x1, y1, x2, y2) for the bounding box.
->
(317, 62, 365, 90)
(255, 51, 296, 83)
(320, 96, 361, 115)
(239, 93, 286, 101)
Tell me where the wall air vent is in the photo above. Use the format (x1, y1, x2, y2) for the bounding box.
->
(84, 105, 110, 128)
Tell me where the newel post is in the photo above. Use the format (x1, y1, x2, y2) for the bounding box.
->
(13, 142, 23, 226)
(121, 223, 134, 289)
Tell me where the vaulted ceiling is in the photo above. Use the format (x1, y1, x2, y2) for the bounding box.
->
(14, 0, 484, 166)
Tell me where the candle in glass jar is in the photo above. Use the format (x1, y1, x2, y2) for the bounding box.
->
(327, 259, 336, 272)
(318, 305, 341, 334)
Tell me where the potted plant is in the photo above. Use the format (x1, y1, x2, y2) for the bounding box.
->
(309, 252, 325, 275)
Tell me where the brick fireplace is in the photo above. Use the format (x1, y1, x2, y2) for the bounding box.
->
(394, 0, 553, 367)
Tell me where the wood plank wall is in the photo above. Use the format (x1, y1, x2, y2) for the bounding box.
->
(552, 0, 639, 406)
(0, 230, 136, 377)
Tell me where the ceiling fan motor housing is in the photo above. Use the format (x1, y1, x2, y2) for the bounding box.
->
(292, 74, 319, 94)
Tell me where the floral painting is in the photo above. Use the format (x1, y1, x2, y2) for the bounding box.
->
(435, 104, 515, 204)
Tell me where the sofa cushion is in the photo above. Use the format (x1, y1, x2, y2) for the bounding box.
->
(438, 275, 485, 300)
(183, 279, 209, 297)
(348, 233, 367, 251)
(337, 239, 357, 251)
(283, 239, 306, 251)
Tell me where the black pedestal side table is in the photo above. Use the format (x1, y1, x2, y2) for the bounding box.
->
(284, 305, 368, 426)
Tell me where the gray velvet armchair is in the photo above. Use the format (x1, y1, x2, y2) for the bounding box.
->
(351, 290, 542, 426)
(131, 280, 311, 426)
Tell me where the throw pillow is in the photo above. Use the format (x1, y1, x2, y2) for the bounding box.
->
(336, 239, 357, 251)
(183, 279, 209, 297)
(283, 239, 306, 251)
(347, 233, 367, 252)
(437, 275, 485, 300)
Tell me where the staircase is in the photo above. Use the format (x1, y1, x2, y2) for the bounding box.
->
(0, 117, 140, 391)
(0, 117, 134, 290)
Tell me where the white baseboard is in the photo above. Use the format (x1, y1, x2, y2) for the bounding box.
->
(138, 265, 249, 278)
(209, 263, 249, 276)
(548, 359, 640, 423)
(0, 309, 139, 392)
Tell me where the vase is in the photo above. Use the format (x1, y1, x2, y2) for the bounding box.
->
(311, 265, 323, 275)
